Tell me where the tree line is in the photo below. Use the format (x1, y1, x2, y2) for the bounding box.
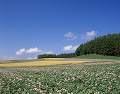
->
(75, 33, 120, 56)
(38, 33, 120, 59)
(38, 53, 76, 59)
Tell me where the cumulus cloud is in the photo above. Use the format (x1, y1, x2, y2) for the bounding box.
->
(1, 48, 54, 61)
(45, 51, 54, 54)
(72, 45, 79, 50)
(86, 31, 96, 37)
(64, 32, 77, 41)
(63, 45, 79, 51)
(16, 48, 26, 55)
(81, 30, 97, 40)
(16, 47, 54, 55)
(26, 48, 40, 53)
(63, 45, 72, 51)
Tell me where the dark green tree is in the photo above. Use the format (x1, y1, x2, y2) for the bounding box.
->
(75, 33, 120, 56)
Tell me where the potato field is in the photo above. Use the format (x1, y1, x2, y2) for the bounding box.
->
(0, 60, 120, 94)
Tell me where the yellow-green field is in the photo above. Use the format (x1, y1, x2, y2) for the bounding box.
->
(0, 60, 91, 67)
(43, 58, 65, 60)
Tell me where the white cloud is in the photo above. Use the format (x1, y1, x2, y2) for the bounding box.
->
(0, 56, 16, 61)
(64, 32, 77, 41)
(45, 51, 54, 54)
(63, 45, 79, 51)
(16, 48, 26, 55)
(16, 47, 54, 55)
(81, 30, 97, 40)
(65, 32, 74, 37)
(0, 55, 38, 61)
(72, 45, 79, 50)
(86, 31, 96, 37)
(1, 47, 54, 61)
(63, 45, 72, 51)
(38, 50, 54, 55)
(26, 47, 40, 53)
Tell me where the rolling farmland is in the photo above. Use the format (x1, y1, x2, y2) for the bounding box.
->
(0, 58, 120, 94)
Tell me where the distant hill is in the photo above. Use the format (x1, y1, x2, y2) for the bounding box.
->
(75, 33, 120, 56)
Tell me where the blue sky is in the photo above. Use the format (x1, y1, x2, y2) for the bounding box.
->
(0, 0, 120, 60)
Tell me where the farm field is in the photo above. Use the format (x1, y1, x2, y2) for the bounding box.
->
(0, 58, 120, 94)
(72, 55, 120, 60)
(0, 59, 91, 67)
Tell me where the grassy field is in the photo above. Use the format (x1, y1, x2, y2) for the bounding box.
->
(72, 55, 120, 60)
(0, 63, 120, 94)
(43, 58, 65, 60)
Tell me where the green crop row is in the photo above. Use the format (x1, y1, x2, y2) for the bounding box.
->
(0, 63, 120, 94)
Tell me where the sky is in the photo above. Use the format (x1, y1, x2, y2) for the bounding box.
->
(0, 0, 120, 60)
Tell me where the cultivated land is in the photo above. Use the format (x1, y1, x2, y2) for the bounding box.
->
(0, 57, 120, 93)
(0, 58, 91, 67)
(72, 55, 120, 60)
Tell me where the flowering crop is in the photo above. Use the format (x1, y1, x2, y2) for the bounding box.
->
(0, 63, 120, 94)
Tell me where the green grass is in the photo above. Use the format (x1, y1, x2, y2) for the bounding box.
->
(72, 55, 120, 60)
(0, 63, 120, 94)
